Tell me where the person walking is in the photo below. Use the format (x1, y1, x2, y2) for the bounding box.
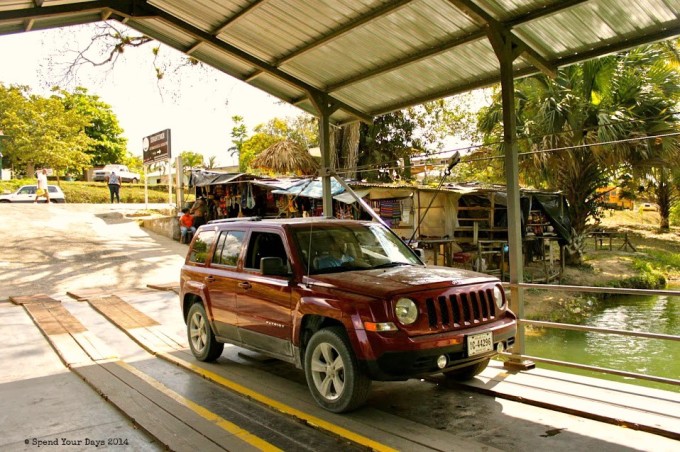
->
(34, 168, 50, 203)
(107, 171, 122, 203)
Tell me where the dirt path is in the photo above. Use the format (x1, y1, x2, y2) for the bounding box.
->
(0, 203, 185, 300)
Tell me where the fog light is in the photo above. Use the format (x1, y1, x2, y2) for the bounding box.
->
(436, 355, 448, 369)
(496, 342, 505, 353)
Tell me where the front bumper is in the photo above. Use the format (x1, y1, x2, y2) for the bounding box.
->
(360, 318, 516, 381)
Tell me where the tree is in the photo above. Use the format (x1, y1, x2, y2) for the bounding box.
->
(230, 115, 247, 166)
(55, 86, 128, 166)
(206, 156, 217, 169)
(180, 151, 204, 169)
(351, 95, 479, 182)
(50, 22, 199, 88)
(0, 84, 92, 179)
(478, 43, 680, 261)
(613, 43, 680, 231)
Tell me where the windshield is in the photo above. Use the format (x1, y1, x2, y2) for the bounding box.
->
(291, 223, 422, 275)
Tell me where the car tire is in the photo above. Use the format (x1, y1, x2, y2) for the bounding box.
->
(443, 358, 490, 381)
(304, 326, 370, 413)
(132, 178, 138, 183)
(187, 303, 224, 362)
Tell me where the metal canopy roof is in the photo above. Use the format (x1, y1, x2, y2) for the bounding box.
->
(0, 1, 679, 125)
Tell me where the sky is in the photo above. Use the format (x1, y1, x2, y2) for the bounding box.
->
(0, 23, 303, 167)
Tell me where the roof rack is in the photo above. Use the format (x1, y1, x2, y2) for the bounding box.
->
(208, 216, 262, 224)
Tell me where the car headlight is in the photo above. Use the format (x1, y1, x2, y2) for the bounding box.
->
(395, 298, 418, 325)
(493, 286, 505, 309)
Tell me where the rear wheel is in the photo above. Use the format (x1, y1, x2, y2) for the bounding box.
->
(443, 358, 490, 381)
(187, 303, 224, 361)
(304, 327, 370, 413)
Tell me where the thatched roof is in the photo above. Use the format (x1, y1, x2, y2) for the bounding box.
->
(252, 140, 319, 175)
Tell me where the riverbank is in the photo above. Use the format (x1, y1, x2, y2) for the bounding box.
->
(524, 210, 680, 322)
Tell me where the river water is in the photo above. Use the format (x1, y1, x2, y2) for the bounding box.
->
(525, 286, 680, 392)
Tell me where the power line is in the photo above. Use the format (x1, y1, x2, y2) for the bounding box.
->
(332, 131, 680, 178)
(412, 109, 680, 161)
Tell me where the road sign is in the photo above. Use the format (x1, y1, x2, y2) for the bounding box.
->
(143, 129, 171, 165)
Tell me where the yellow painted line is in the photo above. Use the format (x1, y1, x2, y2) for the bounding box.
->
(116, 361, 281, 452)
(157, 351, 398, 452)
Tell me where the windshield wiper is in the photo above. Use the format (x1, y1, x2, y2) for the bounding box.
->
(372, 262, 413, 269)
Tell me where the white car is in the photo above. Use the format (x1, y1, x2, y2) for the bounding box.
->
(93, 164, 140, 183)
(0, 185, 66, 203)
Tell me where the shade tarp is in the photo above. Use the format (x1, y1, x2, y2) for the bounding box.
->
(333, 189, 370, 204)
(189, 170, 273, 187)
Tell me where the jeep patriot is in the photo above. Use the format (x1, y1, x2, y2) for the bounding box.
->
(180, 217, 516, 412)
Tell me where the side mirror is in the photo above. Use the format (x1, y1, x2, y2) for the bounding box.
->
(413, 248, 425, 259)
(260, 257, 287, 276)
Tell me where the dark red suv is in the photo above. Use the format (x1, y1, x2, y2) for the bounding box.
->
(180, 217, 516, 412)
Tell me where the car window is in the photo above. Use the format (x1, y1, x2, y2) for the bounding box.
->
(189, 230, 216, 264)
(212, 230, 244, 267)
(244, 231, 289, 271)
(48, 186, 58, 193)
(18, 187, 35, 195)
(292, 223, 421, 274)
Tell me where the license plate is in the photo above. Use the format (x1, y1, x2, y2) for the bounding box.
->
(467, 332, 493, 357)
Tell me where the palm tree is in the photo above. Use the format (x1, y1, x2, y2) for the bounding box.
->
(478, 42, 680, 261)
(180, 151, 204, 169)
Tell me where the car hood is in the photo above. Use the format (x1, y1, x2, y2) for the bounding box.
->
(308, 265, 497, 298)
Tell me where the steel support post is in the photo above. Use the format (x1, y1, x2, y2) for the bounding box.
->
(309, 93, 339, 218)
(489, 28, 535, 370)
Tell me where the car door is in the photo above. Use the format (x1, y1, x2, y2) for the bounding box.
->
(15, 186, 36, 202)
(236, 229, 294, 360)
(207, 229, 245, 341)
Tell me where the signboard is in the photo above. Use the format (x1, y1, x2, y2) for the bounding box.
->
(142, 129, 171, 165)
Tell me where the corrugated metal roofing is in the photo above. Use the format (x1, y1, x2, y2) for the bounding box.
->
(1, 0, 678, 124)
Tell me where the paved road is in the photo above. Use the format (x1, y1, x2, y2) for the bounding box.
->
(0, 203, 184, 301)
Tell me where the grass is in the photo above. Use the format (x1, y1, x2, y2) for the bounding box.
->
(1, 179, 175, 204)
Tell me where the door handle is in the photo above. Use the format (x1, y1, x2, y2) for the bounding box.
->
(205, 275, 215, 283)
(238, 282, 252, 289)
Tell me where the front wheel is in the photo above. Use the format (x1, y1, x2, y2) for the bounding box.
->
(443, 358, 490, 381)
(304, 327, 370, 413)
(131, 178, 139, 183)
(187, 303, 224, 362)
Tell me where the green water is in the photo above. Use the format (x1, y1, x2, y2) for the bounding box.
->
(524, 288, 680, 392)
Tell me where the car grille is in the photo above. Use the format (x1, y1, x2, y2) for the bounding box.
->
(424, 288, 496, 330)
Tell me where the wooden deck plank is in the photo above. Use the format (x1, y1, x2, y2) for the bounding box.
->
(87, 295, 159, 329)
(73, 364, 228, 452)
(127, 327, 176, 354)
(48, 333, 93, 367)
(460, 363, 680, 440)
(102, 362, 263, 452)
(480, 365, 680, 416)
(147, 282, 180, 293)
(71, 331, 118, 362)
(146, 325, 186, 351)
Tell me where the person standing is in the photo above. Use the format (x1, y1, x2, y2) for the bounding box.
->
(34, 168, 50, 203)
(107, 171, 122, 203)
(190, 198, 207, 228)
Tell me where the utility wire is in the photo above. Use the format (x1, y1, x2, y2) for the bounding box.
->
(332, 130, 680, 178)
